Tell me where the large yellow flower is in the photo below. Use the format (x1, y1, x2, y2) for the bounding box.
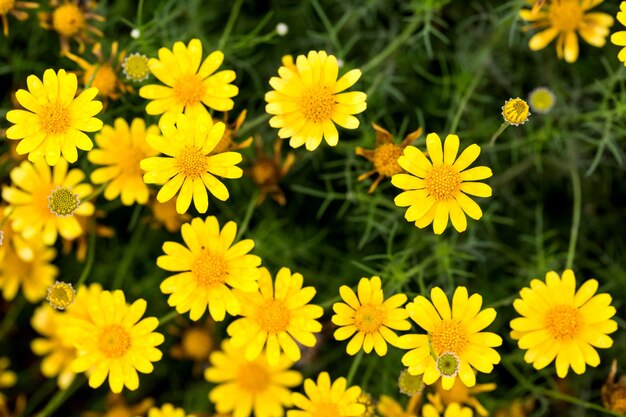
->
(89, 118, 159, 206)
(139, 38, 238, 122)
(398, 287, 502, 390)
(265, 51, 367, 151)
(289, 371, 365, 417)
(611, 1, 626, 65)
(158, 216, 262, 321)
(510, 269, 617, 378)
(66, 289, 164, 393)
(227, 267, 323, 366)
(391, 133, 492, 235)
(332, 276, 410, 356)
(520, 0, 614, 63)
(140, 113, 243, 214)
(205, 340, 302, 417)
(2, 158, 94, 245)
(5, 69, 103, 165)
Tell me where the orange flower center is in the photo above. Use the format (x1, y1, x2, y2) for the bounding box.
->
(181, 328, 213, 360)
(176, 147, 208, 179)
(548, 0, 583, 32)
(257, 299, 291, 333)
(172, 74, 205, 107)
(373, 143, 404, 177)
(544, 305, 583, 341)
(300, 86, 335, 123)
(85, 64, 118, 98)
(52, 3, 85, 36)
(354, 304, 386, 334)
(98, 325, 131, 358)
(39, 103, 71, 136)
(0, 0, 15, 15)
(237, 362, 270, 394)
(425, 164, 461, 201)
(251, 158, 279, 186)
(430, 320, 469, 355)
(192, 251, 228, 288)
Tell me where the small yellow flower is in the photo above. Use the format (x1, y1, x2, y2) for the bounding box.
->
(289, 371, 365, 417)
(140, 113, 243, 214)
(139, 38, 238, 122)
(123, 52, 150, 82)
(356, 123, 423, 193)
(422, 403, 473, 417)
(357, 392, 376, 417)
(211, 110, 253, 154)
(398, 287, 502, 390)
(520, 0, 614, 63)
(398, 369, 424, 396)
(602, 360, 626, 414)
(247, 136, 295, 206)
(82, 393, 154, 417)
(227, 267, 323, 366)
(5, 68, 103, 165)
(528, 87, 555, 114)
(501, 98, 530, 126)
(0, 357, 16, 390)
(39, 0, 104, 54)
(89, 118, 160, 206)
(46, 280, 76, 310)
(169, 318, 214, 364)
(0, 0, 38, 36)
(391, 133, 492, 234)
(265, 51, 367, 151)
(510, 269, 618, 378)
(158, 216, 262, 321)
(610, 2, 626, 65)
(146, 404, 196, 417)
(205, 340, 302, 417)
(148, 197, 191, 233)
(427, 378, 496, 417)
(332, 276, 410, 356)
(377, 395, 419, 417)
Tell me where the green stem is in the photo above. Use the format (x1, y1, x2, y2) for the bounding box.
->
(158, 310, 179, 327)
(136, 0, 146, 27)
(34, 377, 84, 417)
(489, 122, 509, 146)
(310, 0, 342, 54)
(235, 190, 259, 241)
(346, 350, 364, 386)
(566, 155, 582, 270)
(218, 0, 244, 51)
(76, 230, 96, 288)
(112, 222, 147, 289)
(450, 68, 484, 133)
(0, 295, 25, 341)
(82, 183, 106, 203)
(21, 378, 57, 417)
(361, 14, 421, 74)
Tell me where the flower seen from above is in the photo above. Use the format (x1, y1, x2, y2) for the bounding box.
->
(158, 216, 262, 321)
(227, 267, 323, 366)
(5, 69, 103, 165)
(205, 340, 302, 417)
(265, 50, 367, 151)
(123, 52, 150, 82)
(501, 98, 530, 126)
(332, 275, 410, 356)
(0, 0, 38, 36)
(140, 113, 243, 214)
(89, 118, 159, 206)
(391, 133, 492, 234)
(46, 280, 76, 310)
(398, 287, 502, 390)
(66, 289, 164, 393)
(289, 371, 365, 417)
(610, 1, 626, 65)
(398, 369, 424, 396)
(510, 269, 617, 378)
(139, 38, 238, 122)
(527, 87, 555, 114)
(519, 0, 614, 63)
(39, 0, 104, 53)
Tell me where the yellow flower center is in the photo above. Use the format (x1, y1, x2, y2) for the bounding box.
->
(300, 86, 335, 123)
(176, 147, 208, 179)
(123, 53, 150, 82)
(430, 320, 469, 355)
(181, 327, 213, 360)
(502, 98, 530, 125)
(39, 103, 71, 136)
(425, 165, 461, 201)
(52, 3, 85, 37)
(251, 159, 279, 186)
(48, 186, 80, 217)
(117, 146, 144, 177)
(548, 0, 583, 32)
(544, 305, 583, 341)
(84, 64, 118, 98)
(257, 299, 291, 333)
(237, 362, 270, 394)
(0, 0, 15, 15)
(312, 402, 341, 417)
(98, 325, 131, 358)
(172, 74, 205, 107)
(192, 251, 228, 288)
(354, 304, 386, 334)
(46, 281, 76, 310)
(529, 88, 555, 113)
(373, 143, 404, 177)
(398, 369, 424, 396)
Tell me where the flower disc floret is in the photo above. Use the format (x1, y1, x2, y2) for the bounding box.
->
(123, 52, 150, 82)
(48, 186, 80, 217)
(46, 281, 76, 310)
(502, 98, 530, 126)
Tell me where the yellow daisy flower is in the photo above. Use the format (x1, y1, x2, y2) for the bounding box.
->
(377, 395, 418, 417)
(398, 287, 502, 390)
(139, 38, 238, 122)
(169, 318, 214, 371)
(422, 403, 473, 417)
(265, 50, 367, 151)
(501, 98, 530, 126)
(146, 404, 196, 417)
(46, 280, 76, 310)
(5, 68, 103, 165)
(528, 87, 555, 114)
(520, 0, 614, 63)
(398, 369, 424, 396)
(611, 2, 626, 65)
(289, 371, 365, 417)
(0, 357, 16, 390)
(2, 158, 95, 245)
(0, 0, 38, 36)
(148, 197, 191, 233)
(510, 269, 618, 378)
(205, 340, 302, 417)
(332, 276, 410, 356)
(357, 392, 376, 417)
(427, 378, 496, 417)
(66, 289, 164, 393)
(211, 111, 253, 154)
(158, 216, 262, 321)
(227, 267, 323, 366)
(89, 118, 159, 206)
(391, 133, 492, 234)
(123, 52, 150, 82)
(140, 113, 243, 214)
(39, 0, 104, 54)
